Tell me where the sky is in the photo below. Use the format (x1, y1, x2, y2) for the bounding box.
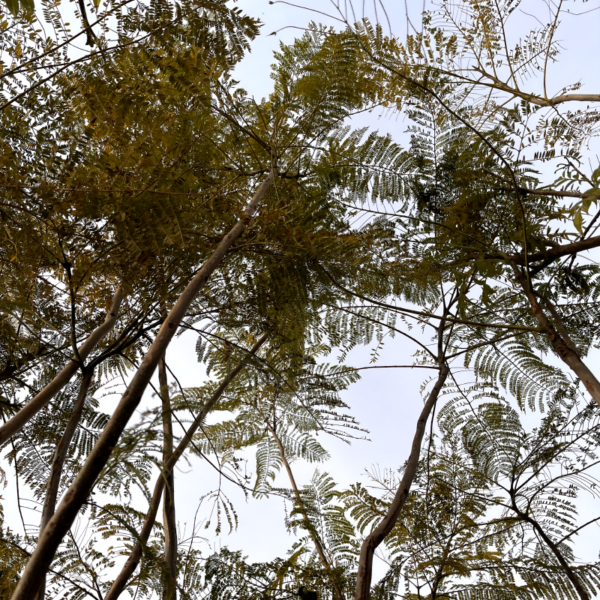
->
(3, 0, 600, 594)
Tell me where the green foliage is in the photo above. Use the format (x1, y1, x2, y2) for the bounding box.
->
(1, 2, 600, 600)
(0, 470, 27, 599)
(341, 396, 600, 600)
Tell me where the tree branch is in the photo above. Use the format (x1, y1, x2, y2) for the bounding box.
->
(10, 171, 274, 600)
(0, 285, 123, 446)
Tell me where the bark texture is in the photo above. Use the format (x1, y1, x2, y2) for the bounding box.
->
(0, 286, 123, 445)
(10, 173, 274, 600)
(159, 356, 177, 600)
(512, 266, 600, 407)
(36, 370, 94, 600)
(353, 364, 449, 600)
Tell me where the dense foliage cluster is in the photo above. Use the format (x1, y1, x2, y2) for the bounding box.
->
(0, 0, 599, 599)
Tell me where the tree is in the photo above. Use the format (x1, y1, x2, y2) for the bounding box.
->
(2, 14, 382, 598)
(335, 0, 600, 406)
(340, 393, 600, 600)
(2, 1, 600, 599)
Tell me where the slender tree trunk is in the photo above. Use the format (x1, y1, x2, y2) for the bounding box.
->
(36, 369, 94, 600)
(158, 355, 177, 600)
(429, 535, 453, 600)
(0, 286, 123, 446)
(270, 425, 345, 600)
(10, 172, 274, 600)
(512, 500, 590, 600)
(353, 364, 449, 600)
(103, 333, 268, 600)
(511, 265, 600, 406)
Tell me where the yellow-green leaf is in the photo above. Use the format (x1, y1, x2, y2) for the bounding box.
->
(574, 210, 584, 235)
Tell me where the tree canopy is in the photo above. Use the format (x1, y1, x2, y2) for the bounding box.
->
(0, 1, 599, 599)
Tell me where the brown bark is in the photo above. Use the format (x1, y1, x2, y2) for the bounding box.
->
(472, 70, 600, 108)
(511, 234, 600, 265)
(159, 355, 177, 600)
(353, 364, 449, 600)
(10, 173, 274, 600)
(103, 333, 268, 600)
(269, 425, 345, 600)
(0, 286, 123, 446)
(444, 234, 600, 270)
(540, 296, 580, 354)
(511, 266, 600, 407)
(532, 522, 590, 600)
(36, 370, 94, 600)
(511, 499, 590, 600)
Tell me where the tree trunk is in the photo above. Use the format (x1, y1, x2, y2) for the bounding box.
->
(512, 500, 590, 600)
(0, 286, 123, 446)
(36, 370, 94, 600)
(511, 265, 600, 407)
(353, 364, 449, 600)
(159, 355, 177, 600)
(103, 333, 268, 600)
(429, 535, 453, 600)
(270, 425, 345, 600)
(9, 172, 274, 600)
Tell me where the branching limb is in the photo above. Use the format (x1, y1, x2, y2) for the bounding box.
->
(510, 496, 590, 600)
(102, 333, 268, 600)
(35, 369, 94, 600)
(9, 171, 274, 600)
(0, 285, 123, 445)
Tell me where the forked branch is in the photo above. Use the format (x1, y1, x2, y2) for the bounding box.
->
(0, 286, 123, 446)
(10, 171, 275, 600)
(103, 334, 268, 600)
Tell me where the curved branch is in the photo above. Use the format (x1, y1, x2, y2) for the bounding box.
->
(354, 362, 449, 600)
(0, 285, 123, 446)
(103, 334, 268, 600)
(9, 172, 275, 600)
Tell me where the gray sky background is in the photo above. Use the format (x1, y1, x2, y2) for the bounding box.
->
(162, 0, 600, 579)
